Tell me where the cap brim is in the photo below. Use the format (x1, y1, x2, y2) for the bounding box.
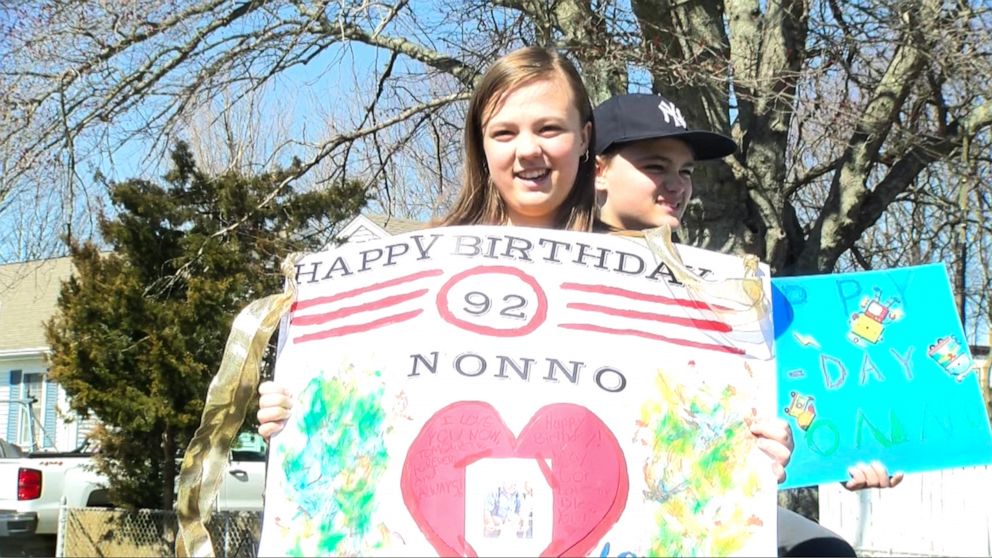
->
(675, 131, 737, 160)
(600, 130, 737, 160)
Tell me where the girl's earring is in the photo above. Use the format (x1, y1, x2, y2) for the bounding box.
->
(594, 187, 607, 209)
(581, 150, 590, 163)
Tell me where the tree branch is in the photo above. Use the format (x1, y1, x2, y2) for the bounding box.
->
(798, 0, 942, 272)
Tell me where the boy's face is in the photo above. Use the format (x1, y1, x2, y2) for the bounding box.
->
(595, 138, 695, 230)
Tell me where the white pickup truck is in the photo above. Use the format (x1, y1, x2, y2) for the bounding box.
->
(0, 432, 267, 544)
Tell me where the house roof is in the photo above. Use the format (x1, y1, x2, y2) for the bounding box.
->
(334, 214, 429, 246)
(365, 214, 427, 235)
(0, 256, 73, 356)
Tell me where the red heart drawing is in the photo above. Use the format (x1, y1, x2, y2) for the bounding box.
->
(401, 402, 628, 557)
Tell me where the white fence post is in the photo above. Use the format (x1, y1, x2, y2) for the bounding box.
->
(55, 495, 67, 558)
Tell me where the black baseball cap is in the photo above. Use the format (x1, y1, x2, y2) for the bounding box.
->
(594, 94, 737, 160)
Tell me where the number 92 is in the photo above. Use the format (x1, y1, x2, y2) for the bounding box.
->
(463, 291, 528, 320)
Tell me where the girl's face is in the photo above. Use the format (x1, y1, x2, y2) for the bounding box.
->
(482, 76, 591, 228)
(595, 138, 695, 230)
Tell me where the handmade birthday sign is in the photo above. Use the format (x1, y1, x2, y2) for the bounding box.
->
(257, 226, 779, 557)
(774, 263, 992, 489)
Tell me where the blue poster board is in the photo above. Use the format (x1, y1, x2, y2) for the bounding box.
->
(773, 263, 992, 489)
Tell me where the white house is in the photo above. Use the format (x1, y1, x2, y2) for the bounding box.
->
(0, 256, 90, 451)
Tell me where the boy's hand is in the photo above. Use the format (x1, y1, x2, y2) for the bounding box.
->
(844, 461, 904, 490)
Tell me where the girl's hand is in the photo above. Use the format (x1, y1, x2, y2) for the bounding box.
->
(750, 417, 794, 484)
(257, 381, 293, 441)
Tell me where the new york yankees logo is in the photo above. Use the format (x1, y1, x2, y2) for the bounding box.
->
(657, 99, 687, 129)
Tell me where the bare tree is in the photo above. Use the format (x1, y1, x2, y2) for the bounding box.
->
(1, 0, 990, 332)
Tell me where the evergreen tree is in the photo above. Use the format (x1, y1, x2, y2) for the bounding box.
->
(45, 143, 368, 509)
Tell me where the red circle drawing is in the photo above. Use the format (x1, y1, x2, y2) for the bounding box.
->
(435, 265, 547, 337)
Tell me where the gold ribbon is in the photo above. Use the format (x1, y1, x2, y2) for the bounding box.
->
(624, 225, 770, 326)
(176, 255, 299, 558)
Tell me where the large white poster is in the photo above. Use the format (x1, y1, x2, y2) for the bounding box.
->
(258, 225, 777, 557)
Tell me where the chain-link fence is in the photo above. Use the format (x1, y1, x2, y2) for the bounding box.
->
(58, 508, 261, 558)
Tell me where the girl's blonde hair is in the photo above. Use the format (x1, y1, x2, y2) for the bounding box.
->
(439, 46, 597, 231)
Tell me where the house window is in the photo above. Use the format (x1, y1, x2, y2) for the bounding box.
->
(5, 370, 23, 444)
(18, 373, 45, 449)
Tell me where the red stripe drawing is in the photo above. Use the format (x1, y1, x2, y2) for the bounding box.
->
(291, 269, 442, 344)
(559, 323, 745, 355)
(292, 269, 443, 312)
(565, 302, 731, 332)
(560, 282, 733, 312)
(558, 281, 743, 355)
(292, 289, 429, 327)
(294, 310, 424, 344)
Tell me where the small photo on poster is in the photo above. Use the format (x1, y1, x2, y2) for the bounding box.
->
(465, 458, 552, 554)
